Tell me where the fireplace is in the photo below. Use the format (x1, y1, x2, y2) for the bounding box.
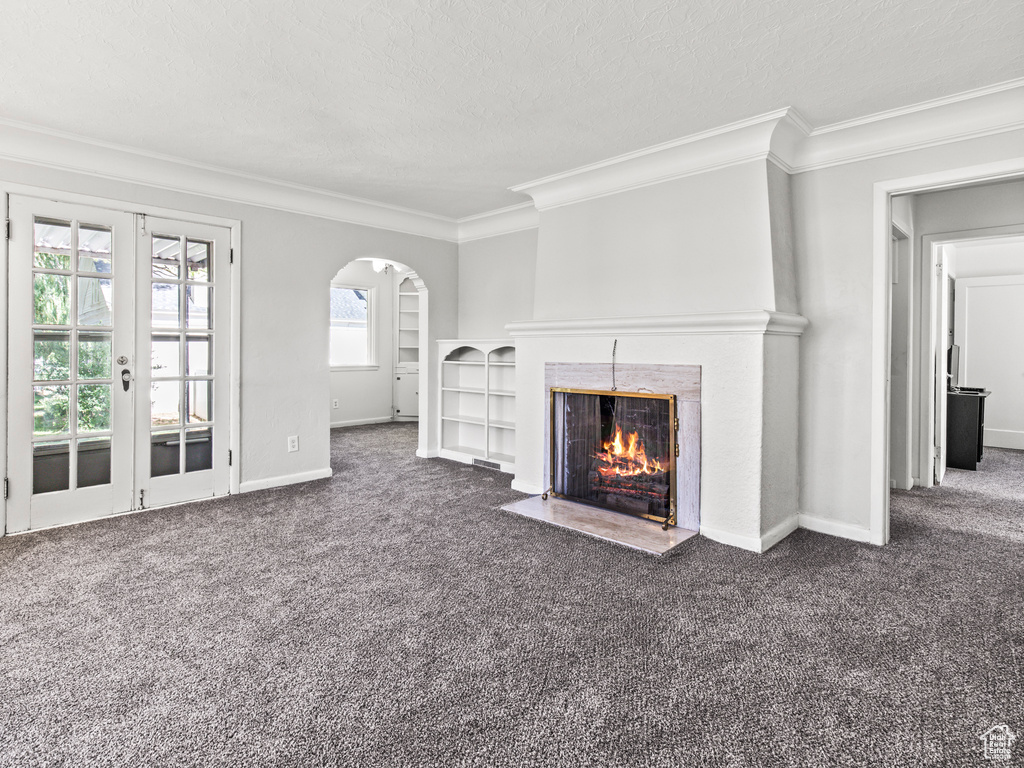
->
(549, 388, 677, 528)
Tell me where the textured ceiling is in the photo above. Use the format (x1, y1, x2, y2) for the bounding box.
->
(0, 0, 1021, 218)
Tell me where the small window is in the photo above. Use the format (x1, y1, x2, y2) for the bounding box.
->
(330, 285, 375, 367)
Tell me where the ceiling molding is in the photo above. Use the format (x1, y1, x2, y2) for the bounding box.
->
(510, 109, 808, 211)
(792, 78, 1024, 172)
(0, 118, 460, 242)
(457, 203, 539, 243)
(506, 311, 809, 338)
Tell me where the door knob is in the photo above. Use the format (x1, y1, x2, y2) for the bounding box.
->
(121, 369, 132, 392)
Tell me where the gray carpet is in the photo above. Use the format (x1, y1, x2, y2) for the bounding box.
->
(0, 423, 1021, 767)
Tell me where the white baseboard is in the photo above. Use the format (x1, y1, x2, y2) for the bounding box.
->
(701, 516, 798, 553)
(239, 467, 333, 494)
(415, 448, 439, 459)
(511, 478, 545, 495)
(985, 429, 1024, 450)
(797, 514, 871, 543)
(330, 416, 393, 429)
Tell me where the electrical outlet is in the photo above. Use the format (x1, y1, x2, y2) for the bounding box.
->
(332, 399, 339, 409)
(287, 435, 299, 452)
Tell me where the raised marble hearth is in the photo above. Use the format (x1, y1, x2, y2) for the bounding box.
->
(502, 495, 698, 556)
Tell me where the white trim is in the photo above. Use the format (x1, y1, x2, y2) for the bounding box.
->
(511, 479, 544, 495)
(511, 109, 806, 211)
(330, 416, 394, 428)
(330, 365, 380, 372)
(760, 516, 800, 552)
(871, 158, 1024, 548)
(793, 78, 1024, 172)
(457, 203, 538, 243)
(0, 118, 459, 242)
(416, 448, 439, 459)
(506, 310, 808, 338)
(238, 467, 333, 494)
(698, 524, 763, 553)
(985, 430, 1024, 451)
(797, 514, 872, 543)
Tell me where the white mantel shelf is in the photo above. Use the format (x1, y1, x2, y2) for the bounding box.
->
(506, 310, 808, 338)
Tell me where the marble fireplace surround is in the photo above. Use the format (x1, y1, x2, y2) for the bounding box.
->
(507, 310, 808, 553)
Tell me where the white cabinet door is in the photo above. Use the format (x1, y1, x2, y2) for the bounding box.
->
(394, 373, 418, 418)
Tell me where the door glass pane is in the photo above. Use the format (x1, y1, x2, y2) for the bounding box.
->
(34, 274, 70, 325)
(78, 333, 112, 379)
(185, 428, 212, 472)
(185, 381, 211, 423)
(152, 236, 180, 279)
(78, 277, 112, 325)
(33, 441, 70, 494)
(79, 225, 112, 273)
(78, 384, 111, 433)
(151, 431, 180, 477)
(152, 283, 180, 328)
(34, 332, 71, 381)
(34, 219, 72, 270)
(186, 241, 210, 282)
(151, 381, 180, 426)
(186, 336, 211, 376)
(34, 385, 70, 435)
(186, 286, 211, 329)
(152, 335, 181, 377)
(78, 438, 111, 488)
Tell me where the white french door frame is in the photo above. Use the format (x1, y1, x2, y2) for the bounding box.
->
(1, 183, 241, 536)
(871, 158, 1024, 547)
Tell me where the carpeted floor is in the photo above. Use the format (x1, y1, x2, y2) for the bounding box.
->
(0, 423, 1021, 767)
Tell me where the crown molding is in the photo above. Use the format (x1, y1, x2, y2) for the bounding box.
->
(510, 109, 809, 211)
(0, 118, 460, 242)
(506, 310, 808, 338)
(457, 202, 539, 243)
(792, 78, 1024, 172)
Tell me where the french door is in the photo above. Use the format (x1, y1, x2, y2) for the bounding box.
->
(7, 195, 232, 532)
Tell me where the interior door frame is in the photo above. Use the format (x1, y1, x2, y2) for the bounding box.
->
(871, 158, 1024, 547)
(1, 183, 242, 535)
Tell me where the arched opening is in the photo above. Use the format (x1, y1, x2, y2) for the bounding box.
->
(328, 257, 428, 455)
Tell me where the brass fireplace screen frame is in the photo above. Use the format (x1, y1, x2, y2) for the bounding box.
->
(549, 387, 678, 528)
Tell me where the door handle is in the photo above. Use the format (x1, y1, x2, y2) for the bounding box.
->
(121, 368, 132, 392)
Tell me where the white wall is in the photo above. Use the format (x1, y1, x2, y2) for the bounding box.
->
(458, 228, 537, 338)
(792, 128, 1024, 531)
(0, 158, 458, 493)
(329, 260, 395, 427)
(954, 275, 1024, 449)
(532, 161, 780, 320)
(888, 196, 915, 489)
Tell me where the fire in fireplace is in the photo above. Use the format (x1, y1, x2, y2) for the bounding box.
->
(549, 388, 677, 527)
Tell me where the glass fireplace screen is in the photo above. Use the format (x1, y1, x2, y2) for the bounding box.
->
(550, 388, 677, 526)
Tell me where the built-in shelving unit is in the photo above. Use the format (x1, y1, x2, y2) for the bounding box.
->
(393, 276, 420, 420)
(438, 340, 516, 472)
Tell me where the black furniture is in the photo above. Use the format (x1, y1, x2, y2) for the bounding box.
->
(946, 388, 990, 470)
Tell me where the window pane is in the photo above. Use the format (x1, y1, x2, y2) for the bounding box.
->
(186, 336, 211, 376)
(186, 286, 211, 329)
(78, 277, 112, 326)
(79, 225, 112, 273)
(329, 287, 369, 367)
(34, 332, 71, 381)
(78, 384, 111, 433)
(152, 334, 181, 377)
(33, 441, 70, 494)
(151, 431, 180, 477)
(34, 273, 70, 325)
(185, 428, 212, 472)
(185, 380, 211, 423)
(152, 236, 180, 279)
(34, 385, 70, 435)
(34, 219, 72, 270)
(77, 438, 111, 488)
(151, 381, 180, 426)
(186, 241, 210, 282)
(152, 283, 179, 328)
(78, 333, 112, 380)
